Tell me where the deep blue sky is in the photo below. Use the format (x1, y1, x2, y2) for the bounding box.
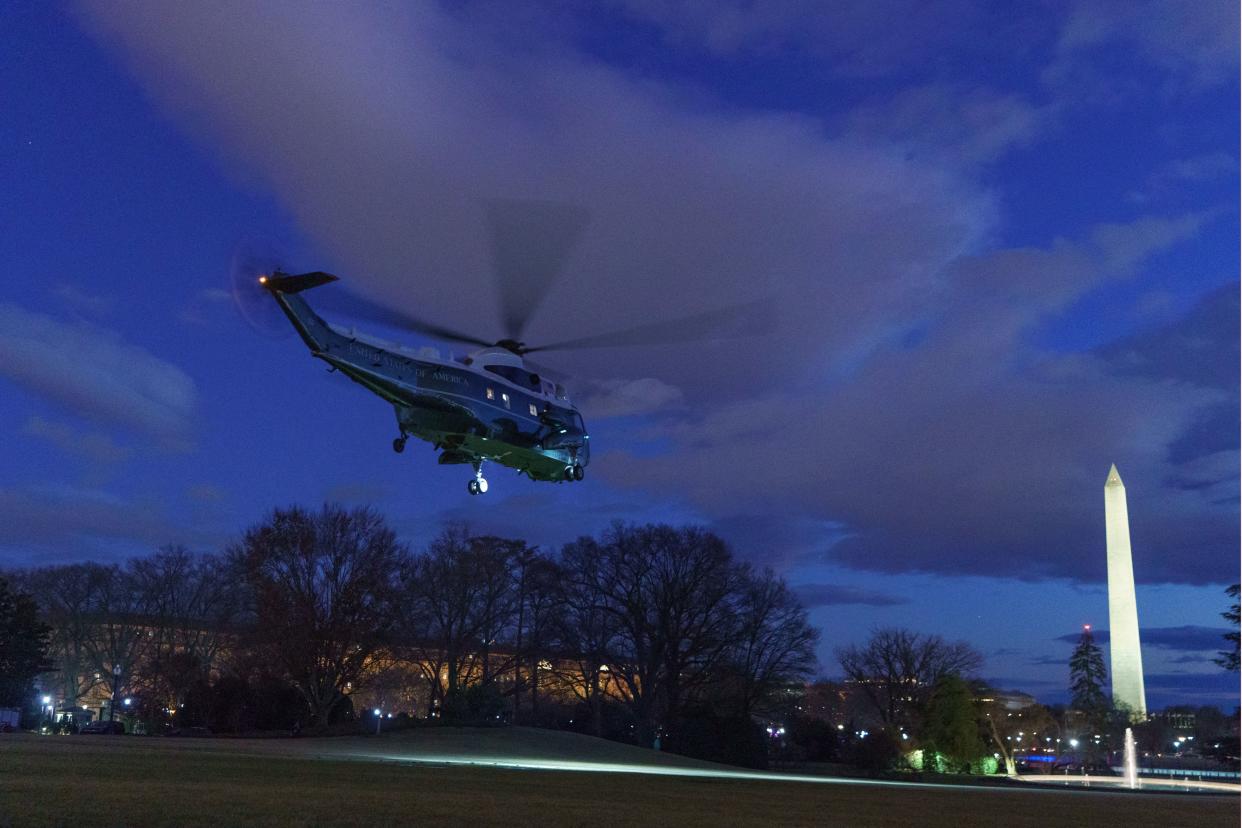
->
(2, 1, 1238, 709)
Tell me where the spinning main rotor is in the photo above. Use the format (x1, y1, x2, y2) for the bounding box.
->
(232, 199, 774, 366)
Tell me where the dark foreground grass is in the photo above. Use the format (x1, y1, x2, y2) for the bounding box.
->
(0, 734, 1235, 827)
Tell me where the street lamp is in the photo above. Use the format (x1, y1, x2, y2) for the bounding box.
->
(109, 664, 123, 722)
(374, 708, 382, 735)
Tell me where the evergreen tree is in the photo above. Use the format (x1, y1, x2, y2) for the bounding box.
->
(0, 575, 53, 707)
(1215, 584, 1239, 672)
(920, 674, 983, 772)
(1069, 626, 1108, 716)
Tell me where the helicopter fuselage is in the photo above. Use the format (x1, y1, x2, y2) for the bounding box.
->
(267, 279, 589, 484)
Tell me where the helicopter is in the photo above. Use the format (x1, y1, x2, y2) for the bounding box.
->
(234, 202, 769, 495)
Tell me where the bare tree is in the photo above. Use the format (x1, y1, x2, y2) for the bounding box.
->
(14, 564, 110, 707)
(401, 526, 519, 714)
(977, 689, 1058, 777)
(510, 548, 562, 723)
(130, 546, 239, 708)
(727, 567, 819, 718)
(561, 524, 742, 745)
(79, 564, 154, 717)
(230, 504, 406, 729)
(556, 540, 620, 735)
(836, 627, 982, 734)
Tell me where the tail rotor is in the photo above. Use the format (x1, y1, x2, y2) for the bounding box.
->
(229, 242, 291, 338)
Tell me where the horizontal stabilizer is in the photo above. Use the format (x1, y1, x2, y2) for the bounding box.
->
(260, 271, 338, 294)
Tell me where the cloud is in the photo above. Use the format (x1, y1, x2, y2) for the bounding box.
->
(1130, 153, 1240, 205)
(1141, 671, 1240, 703)
(0, 484, 173, 560)
(186, 484, 228, 503)
(1054, 625, 1234, 652)
(579, 378, 684, 419)
(72, 3, 1235, 588)
(22, 416, 131, 465)
(323, 481, 391, 504)
(844, 84, 1053, 165)
(608, 0, 1046, 78)
(53, 283, 114, 317)
(178, 288, 234, 326)
(1053, 0, 1239, 90)
(74, 0, 991, 404)
(792, 583, 907, 607)
(0, 302, 197, 446)
(599, 231, 1236, 584)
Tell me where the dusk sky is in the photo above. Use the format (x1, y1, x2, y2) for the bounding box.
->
(2, 1, 1238, 708)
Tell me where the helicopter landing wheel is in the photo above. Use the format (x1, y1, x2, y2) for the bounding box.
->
(563, 466, 574, 481)
(469, 461, 488, 495)
(393, 436, 407, 454)
(572, 463, 584, 481)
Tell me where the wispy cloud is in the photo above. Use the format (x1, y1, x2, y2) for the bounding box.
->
(22, 416, 131, 465)
(0, 302, 196, 448)
(1054, 625, 1234, 652)
(792, 583, 907, 607)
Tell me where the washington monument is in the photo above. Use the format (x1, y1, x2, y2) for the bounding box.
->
(1105, 464, 1146, 717)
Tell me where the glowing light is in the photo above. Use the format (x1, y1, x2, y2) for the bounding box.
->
(258, 275, 268, 284)
(42, 696, 51, 705)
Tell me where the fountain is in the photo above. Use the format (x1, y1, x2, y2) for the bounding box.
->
(1123, 727, 1138, 790)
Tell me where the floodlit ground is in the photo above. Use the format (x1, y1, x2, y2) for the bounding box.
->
(0, 730, 1236, 827)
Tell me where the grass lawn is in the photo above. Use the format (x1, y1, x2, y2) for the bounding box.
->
(0, 731, 1236, 827)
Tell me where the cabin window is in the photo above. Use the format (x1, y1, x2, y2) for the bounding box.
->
(528, 403, 538, 416)
(486, 388, 494, 400)
(501, 392, 510, 408)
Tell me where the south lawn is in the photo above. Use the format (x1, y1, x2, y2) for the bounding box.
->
(0, 728, 1236, 826)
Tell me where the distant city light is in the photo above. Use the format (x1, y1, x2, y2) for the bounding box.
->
(42, 696, 51, 705)
(123, 698, 132, 706)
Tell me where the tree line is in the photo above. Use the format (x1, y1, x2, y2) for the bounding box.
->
(5, 504, 819, 759)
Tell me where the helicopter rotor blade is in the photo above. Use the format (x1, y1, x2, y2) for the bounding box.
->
(486, 199, 590, 342)
(319, 287, 495, 349)
(523, 296, 777, 354)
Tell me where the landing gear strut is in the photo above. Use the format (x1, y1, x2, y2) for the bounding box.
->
(468, 461, 489, 495)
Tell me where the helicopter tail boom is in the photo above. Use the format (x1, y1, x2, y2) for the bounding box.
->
(259, 270, 338, 294)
